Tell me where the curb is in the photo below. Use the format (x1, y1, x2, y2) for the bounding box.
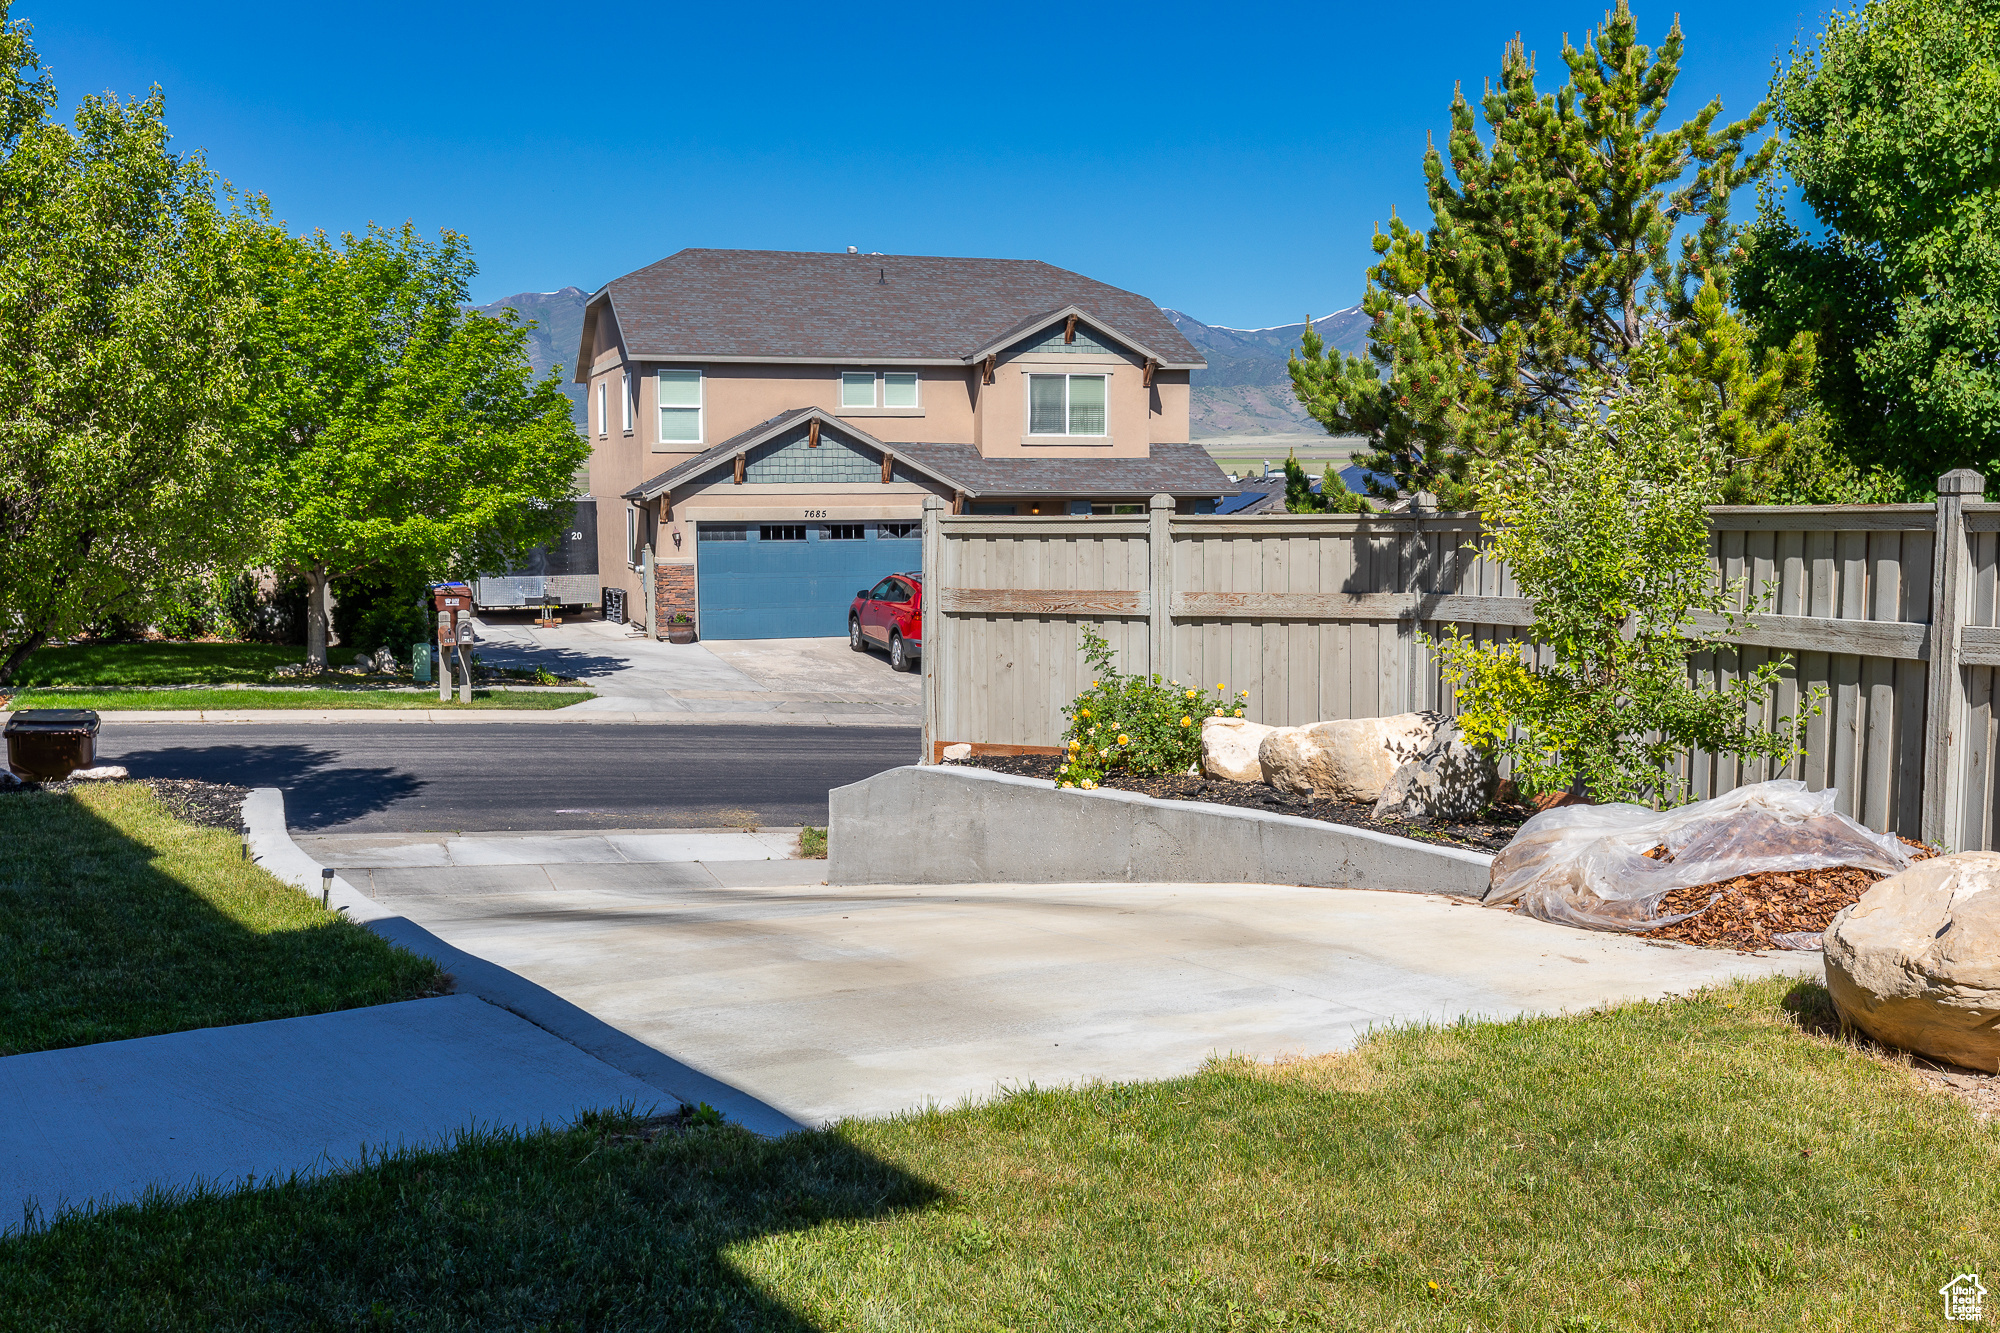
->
(104, 710, 919, 726)
(242, 788, 805, 1137)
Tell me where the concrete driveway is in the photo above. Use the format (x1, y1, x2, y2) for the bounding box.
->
(307, 830, 1822, 1126)
(470, 615, 919, 723)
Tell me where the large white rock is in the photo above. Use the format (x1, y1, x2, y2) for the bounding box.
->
(1200, 717, 1277, 784)
(1257, 713, 1436, 802)
(1824, 851, 2000, 1072)
(1372, 718, 1498, 822)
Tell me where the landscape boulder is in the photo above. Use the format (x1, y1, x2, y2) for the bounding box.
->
(1200, 717, 1277, 784)
(1257, 713, 1436, 802)
(1372, 717, 1499, 822)
(1824, 851, 2000, 1072)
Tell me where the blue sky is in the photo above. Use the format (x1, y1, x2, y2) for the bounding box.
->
(37, 0, 1829, 327)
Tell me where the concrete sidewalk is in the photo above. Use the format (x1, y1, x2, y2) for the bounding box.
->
(100, 708, 911, 726)
(0, 995, 663, 1234)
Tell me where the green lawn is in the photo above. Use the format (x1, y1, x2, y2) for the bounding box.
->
(6, 688, 594, 711)
(3, 973, 1990, 1329)
(0, 783, 444, 1055)
(8, 642, 306, 687)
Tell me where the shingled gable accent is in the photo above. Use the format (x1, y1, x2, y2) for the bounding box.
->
(621, 407, 974, 502)
(965, 305, 1181, 368)
(575, 248, 1206, 378)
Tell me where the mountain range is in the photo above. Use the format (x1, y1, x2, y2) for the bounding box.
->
(472, 288, 1371, 443)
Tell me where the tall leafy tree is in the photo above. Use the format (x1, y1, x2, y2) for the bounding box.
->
(1737, 0, 2000, 487)
(1289, 2, 1812, 506)
(0, 7, 259, 684)
(240, 221, 589, 668)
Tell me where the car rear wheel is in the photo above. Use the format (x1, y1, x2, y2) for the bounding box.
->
(889, 631, 913, 672)
(849, 616, 867, 652)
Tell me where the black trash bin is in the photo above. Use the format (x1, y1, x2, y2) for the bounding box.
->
(4, 709, 102, 780)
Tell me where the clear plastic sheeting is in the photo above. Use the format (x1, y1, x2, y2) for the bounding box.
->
(1484, 780, 1915, 932)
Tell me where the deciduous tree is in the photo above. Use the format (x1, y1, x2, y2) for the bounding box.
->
(1736, 0, 2000, 487)
(0, 8, 259, 684)
(240, 222, 589, 669)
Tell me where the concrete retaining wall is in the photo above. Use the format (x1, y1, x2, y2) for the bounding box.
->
(828, 765, 1493, 896)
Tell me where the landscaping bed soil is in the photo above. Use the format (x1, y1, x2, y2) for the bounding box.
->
(0, 777, 249, 831)
(1639, 839, 1937, 952)
(947, 753, 1531, 853)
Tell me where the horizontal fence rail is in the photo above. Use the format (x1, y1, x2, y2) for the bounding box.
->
(919, 471, 2000, 850)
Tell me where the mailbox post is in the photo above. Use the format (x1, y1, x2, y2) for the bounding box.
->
(455, 618, 475, 704)
(435, 611, 454, 701)
(432, 583, 472, 705)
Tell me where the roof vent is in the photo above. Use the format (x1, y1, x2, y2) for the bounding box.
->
(846, 245, 858, 254)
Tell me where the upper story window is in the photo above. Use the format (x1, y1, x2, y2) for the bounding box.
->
(658, 369, 703, 444)
(1028, 373, 1107, 436)
(839, 370, 920, 410)
(620, 371, 632, 434)
(596, 380, 607, 438)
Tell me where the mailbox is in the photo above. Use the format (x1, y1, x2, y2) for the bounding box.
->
(432, 582, 472, 612)
(456, 620, 475, 646)
(436, 610, 453, 641)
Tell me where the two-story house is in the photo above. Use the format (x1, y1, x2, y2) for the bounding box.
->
(575, 247, 1234, 640)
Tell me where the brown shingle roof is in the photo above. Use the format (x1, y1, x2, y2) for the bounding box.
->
(891, 442, 1238, 500)
(585, 249, 1206, 374)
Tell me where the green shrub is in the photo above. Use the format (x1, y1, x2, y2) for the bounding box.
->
(331, 564, 433, 657)
(1055, 626, 1248, 788)
(1434, 371, 1821, 805)
(220, 572, 306, 644)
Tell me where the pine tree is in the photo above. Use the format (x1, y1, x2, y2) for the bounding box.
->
(1289, 2, 1812, 507)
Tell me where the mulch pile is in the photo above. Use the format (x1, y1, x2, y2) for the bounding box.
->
(948, 753, 1531, 853)
(0, 776, 249, 832)
(1639, 837, 1937, 951)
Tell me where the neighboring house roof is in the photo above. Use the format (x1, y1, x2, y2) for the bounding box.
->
(622, 408, 1238, 502)
(579, 249, 1207, 377)
(1212, 475, 1287, 515)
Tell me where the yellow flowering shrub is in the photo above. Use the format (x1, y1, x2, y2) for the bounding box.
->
(1055, 626, 1246, 787)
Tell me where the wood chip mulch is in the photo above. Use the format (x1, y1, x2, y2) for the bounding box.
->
(949, 753, 1531, 852)
(1639, 837, 1938, 952)
(0, 776, 249, 832)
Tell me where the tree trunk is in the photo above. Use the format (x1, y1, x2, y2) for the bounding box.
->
(305, 565, 330, 670)
(0, 630, 48, 687)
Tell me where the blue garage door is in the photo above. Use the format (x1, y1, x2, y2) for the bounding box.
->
(697, 521, 923, 640)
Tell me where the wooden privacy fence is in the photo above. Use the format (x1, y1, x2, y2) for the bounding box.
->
(917, 469, 2000, 850)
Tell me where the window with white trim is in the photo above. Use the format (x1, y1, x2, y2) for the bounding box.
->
(596, 380, 607, 437)
(657, 369, 702, 444)
(838, 370, 921, 410)
(625, 504, 640, 566)
(620, 371, 632, 433)
(1027, 373, 1107, 435)
(840, 371, 876, 408)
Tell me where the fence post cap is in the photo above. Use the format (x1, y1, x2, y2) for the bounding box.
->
(1149, 492, 1175, 510)
(1939, 469, 1986, 496)
(922, 494, 945, 511)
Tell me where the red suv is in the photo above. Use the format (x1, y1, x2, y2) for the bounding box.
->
(850, 572, 922, 671)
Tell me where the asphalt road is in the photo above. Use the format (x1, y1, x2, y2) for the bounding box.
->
(95, 722, 921, 833)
